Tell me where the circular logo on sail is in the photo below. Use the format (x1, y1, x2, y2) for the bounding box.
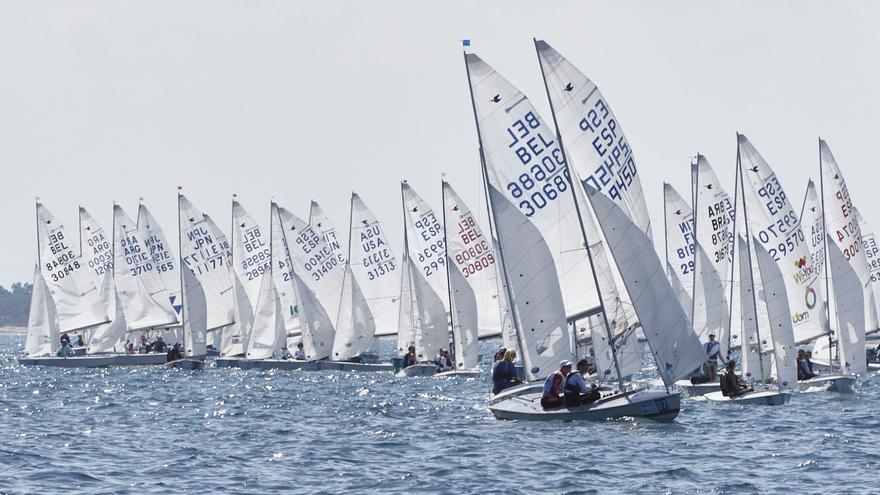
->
(804, 286, 817, 310)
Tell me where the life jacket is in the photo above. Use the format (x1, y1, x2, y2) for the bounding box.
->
(563, 372, 583, 407)
(543, 371, 564, 399)
(719, 371, 733, 397)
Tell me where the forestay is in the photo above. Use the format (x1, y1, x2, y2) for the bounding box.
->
(36, 203, 107, 332)
(753, 241, 798, 391)
(738, 135, 828, 344)
(534, 40, 652, 239)
(349, 193, 400, 337)
(585, 185, 705, 386)
(820, 140, 878, 333)
(113, 205, 177, 331)
(138, 203, 182, 320)
(442, 181, 503, 340)
(826, 236, 867, 375)
(464, 52, 600, 321)
(178, 195, 234, 330)
(24, 265, 59, 357)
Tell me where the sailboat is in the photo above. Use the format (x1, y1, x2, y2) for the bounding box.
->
(437, 179, 483, 377)
(396, 182, 452, 377)
(465, 44, 702, 420)
(20, 202, 114, 367)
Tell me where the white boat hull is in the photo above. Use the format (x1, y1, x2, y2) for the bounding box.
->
(674, 379, 721, 398)
(798, 375, 856, 393)
(18, 355, 116, 368)
(214, 357, 262, 369)
(255, 359, 322, 371)
(165, 358, 205, 370)
(489, 381, 543, 405)
(705, 389, 790, 406)
(435, 369, 482, 378)
(489, 388, 681, 422)
(320, 361, 394, 372)
(111, 353, 168, 366)
(398, 363, 436, 377)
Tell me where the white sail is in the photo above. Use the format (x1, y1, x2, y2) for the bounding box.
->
(79, 207, 113, 292)
(178, 195, 235, 330)
(349, 193, 400, 337)
(820, 140, 878, 334)
(245, 271, 285, 360)
(693, 156, 735, 289)
(290, 268, 335, 361)
(590, 325, 642, 382)
(221, 272, 252, 357)
(448, 255, 480, 370)
(856, 207, 880, 333)
(137, 203, 182, 320)
(737, 236, 764, 384)
(738, 135, 828, 344)
(181, 264, 208, 358)
(277, 208, 345, 336)
(664, 183, 697, 301)
(826, 235, 867, 375)
(87, 272, 127, 354)
(232, 200, 271, 311)
(534, 39, 652, 239)
(396, 253, 418, 356)
(309, 201, 346, 265)
(494, 235, 518, 353)
(585, 185, 705, 386)
(36, 203, 107, 332)
(667, 261, 693, 315)
(113, 205, 177, 331)
(752, 241, 798, 391)
(464, 52, 601, 322)
(442, 181, 504, 340)
(401, 182, 450, 310)
(331, 264, 377, 361)
(270, 203, 302, 343)
(24, 265, 60, 357)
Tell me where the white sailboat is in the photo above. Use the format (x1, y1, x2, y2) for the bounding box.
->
(438, 180, 484, 376)
(465, 48, 700, 420)
(396, 182, 452, 377)
(348, 193, 400, 337)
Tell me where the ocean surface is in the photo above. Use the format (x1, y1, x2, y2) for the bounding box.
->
(1, 333, 878, 495)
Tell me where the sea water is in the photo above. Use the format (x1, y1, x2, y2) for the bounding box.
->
(1, 333, 878, 494)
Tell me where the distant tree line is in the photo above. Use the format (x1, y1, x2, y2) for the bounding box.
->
(0, 282, 31, 326)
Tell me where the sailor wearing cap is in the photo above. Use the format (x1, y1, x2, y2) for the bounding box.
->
(704, 333, 722, 381)
(540, 360, 572, 409)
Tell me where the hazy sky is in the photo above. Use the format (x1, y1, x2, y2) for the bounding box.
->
(2, 1, 879, 286)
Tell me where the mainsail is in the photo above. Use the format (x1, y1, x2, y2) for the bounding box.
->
(79, 208, 126, 353)
(331, 264, 377, 361)
(181, 263, 208, 358)
(36, 203, 107, 332)
(24, 265, 59, 357)
(349, 193, 400, 337)
(309, 201, 346, 266)
(753, 241, 798, 391)
(232, 199, 271, 312)
(442, 181, 503, 341)
(856, 207, 880, 333)
(138, 202, 182, 320)
(245, 269, 285, 360)
(270, 203, 302, 344)
(827, 236, 867, 375)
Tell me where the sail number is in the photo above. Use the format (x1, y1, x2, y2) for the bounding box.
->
(453, 215, 496, 277)
(579, 98, 637, 202)
(505, 111, 570, 218)
(413, 212, 445, 276)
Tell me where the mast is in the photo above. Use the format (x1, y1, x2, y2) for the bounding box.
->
(689, 156, 700, 336)
(663, 184, 670, 278)
(35, 200, 42, 269)
(440, 178, 459, 369)
(399, 182, 418, 357)
(532, 38, 625, 391)
(736, 135, 768, 387)
(462, 48, 531, 376)
(177, 187, 187, 357)
(725, 151, 742, 359)
(817, 138, 836, 370)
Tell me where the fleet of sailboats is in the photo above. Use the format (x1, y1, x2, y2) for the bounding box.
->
(18, 39, 880, 422)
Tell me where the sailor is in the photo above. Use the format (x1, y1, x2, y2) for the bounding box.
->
(74, 335, 85, 347)
(60, 333, 70, 346)
(433, 348, 444, 369)
(704, 333, 722, 381)
(491, 347, 507, 375)
(138, 335, 149, 354)
(293, 343, 306, 360)
(719, 359, 749, 397)
(281, 346, 293, 360)
(492, 349, 520, 394)
(402, 345, 418, 368)
(56, 341, 75, 357)
(541, 360, 572, 409)
(563, 359, 601, 407)
(796, 349, 806, 380)
(166, 342, 183, 363)
(585, 348, 598, 375)
(802, 351, 818, 379)
(437, 349, 453, 372)
(153, 336, 167, 353)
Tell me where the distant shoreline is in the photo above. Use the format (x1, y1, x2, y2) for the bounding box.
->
(0, 327, 26, 334)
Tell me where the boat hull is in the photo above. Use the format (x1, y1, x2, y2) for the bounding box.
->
(214, 358, 263, 369)
(112, 353, 168, 366)
(320, 361, 394, 372)
(489, 388, 680, 422)
(166, 358, 205, 370)
(705, 389, 790, 406)
(488, 381, 543, 405)
(254, 359, 322, 371)
(435, 369, 482, 378)
(674, 379, 721, 398)
(18, 355, 116, 368)
(398, 363, 436, 377)
(798, 375, 856, 393)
